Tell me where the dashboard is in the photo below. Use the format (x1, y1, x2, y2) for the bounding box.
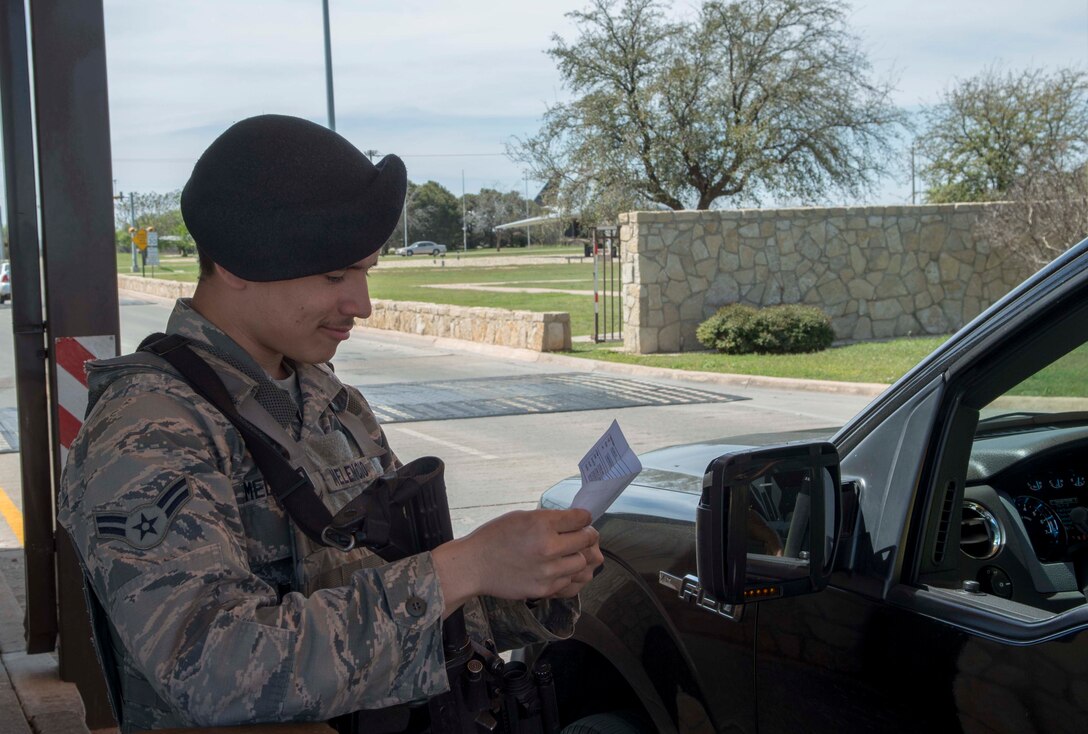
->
(1003, 458, 1088, 562)
(963, 423, 1088, 610)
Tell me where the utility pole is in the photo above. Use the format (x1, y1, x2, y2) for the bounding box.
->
(462, 169, 467, 252)
(128, 192, 137, 271)
(525, 174, 530, 247)
(115, 191, 138, 272)
(910, 145, 917, 205)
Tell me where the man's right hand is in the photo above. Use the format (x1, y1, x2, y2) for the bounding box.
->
(431, 508, 603, 618)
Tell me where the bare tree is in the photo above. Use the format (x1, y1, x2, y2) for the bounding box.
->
(977, 162, 1088, 277)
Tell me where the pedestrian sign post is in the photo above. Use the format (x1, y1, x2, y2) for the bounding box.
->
(146, 230, 159, 269)
(133, 228, 149, 276)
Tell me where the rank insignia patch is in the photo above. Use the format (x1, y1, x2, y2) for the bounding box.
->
(95, 478, 192, 550)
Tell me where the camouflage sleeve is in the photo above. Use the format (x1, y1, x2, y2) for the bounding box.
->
(462, 596, 579, 652)
(58, 376, 449, 726)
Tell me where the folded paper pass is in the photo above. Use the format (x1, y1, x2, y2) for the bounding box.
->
(569, 419, 642, 521)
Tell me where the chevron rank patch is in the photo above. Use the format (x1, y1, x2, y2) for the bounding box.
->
(95, 477, 192, 550)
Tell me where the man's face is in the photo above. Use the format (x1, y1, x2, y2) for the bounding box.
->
(236, 252, 379, 369)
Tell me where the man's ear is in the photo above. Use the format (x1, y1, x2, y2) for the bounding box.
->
(213, 263, 250, 291)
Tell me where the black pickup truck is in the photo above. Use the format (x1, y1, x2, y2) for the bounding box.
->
(537, 238, 1088, 733)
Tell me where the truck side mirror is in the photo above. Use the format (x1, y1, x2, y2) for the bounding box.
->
(696, 442, 841, 606)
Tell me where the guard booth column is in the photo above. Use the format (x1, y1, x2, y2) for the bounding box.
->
(1, 0, 120, 728)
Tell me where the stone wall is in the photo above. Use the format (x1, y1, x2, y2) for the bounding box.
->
(116, 276, 571, 352)
(620, 203, 1025, 354)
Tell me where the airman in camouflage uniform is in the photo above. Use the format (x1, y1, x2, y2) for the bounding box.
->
(56, 115, 602, 732)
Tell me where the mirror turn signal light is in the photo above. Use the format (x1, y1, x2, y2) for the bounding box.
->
(743, 586, 781, 600)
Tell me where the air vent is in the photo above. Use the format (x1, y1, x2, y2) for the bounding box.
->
(932, 481, 957, 564)
(960, 501, 1004, 560)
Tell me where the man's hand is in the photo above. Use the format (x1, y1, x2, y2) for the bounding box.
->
(432, 508, 603, 618)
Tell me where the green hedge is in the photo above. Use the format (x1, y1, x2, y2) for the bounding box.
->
(696, 303, 835, 354)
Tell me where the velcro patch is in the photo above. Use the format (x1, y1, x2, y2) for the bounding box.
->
(95, 477, 192, 550)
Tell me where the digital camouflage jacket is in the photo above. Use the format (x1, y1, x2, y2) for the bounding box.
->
(57, 299, 576, 732)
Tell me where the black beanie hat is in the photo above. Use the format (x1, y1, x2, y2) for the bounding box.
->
(181, 114, 407, 281)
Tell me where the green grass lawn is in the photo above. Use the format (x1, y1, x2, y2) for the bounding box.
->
(369, 261, 607, 336)
(570, 337, 949, 385)
(571, 338, 1088, 397)
(385, 244, 586, 259)
(118, 252, 200, 281)
(115, 250, 1086, 395)
(117, 251, 608, 334)
(1007, 342, 1088, 398)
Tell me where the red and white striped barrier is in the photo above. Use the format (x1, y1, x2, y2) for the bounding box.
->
(55, 336, 115, 464)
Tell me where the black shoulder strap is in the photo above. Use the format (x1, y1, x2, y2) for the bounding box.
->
(139, 332, 333, 545)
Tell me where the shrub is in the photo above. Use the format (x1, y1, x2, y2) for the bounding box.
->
(697, 303, 834, 354)
(696, 303, 760, 354)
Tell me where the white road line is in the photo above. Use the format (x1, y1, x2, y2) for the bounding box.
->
(392, 426, 499, 461)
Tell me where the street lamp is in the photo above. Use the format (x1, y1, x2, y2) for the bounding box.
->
(322, 0, 336, 131)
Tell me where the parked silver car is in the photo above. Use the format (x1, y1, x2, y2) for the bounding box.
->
(394, 241, 447, 256)
(0, 262, 10, 304)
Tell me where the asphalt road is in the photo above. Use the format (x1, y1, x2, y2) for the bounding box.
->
(0, 294, 876, 543)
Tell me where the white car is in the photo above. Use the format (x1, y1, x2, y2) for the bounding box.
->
(0, 262, 10, 304)
(394, 241, 447, 256)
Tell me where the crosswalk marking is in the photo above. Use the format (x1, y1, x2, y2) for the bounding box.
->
(364, 372, 745, 424)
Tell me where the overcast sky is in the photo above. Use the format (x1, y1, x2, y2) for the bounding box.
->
(3, 0, 1088, 217)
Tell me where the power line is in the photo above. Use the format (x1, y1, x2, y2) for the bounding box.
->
(112, 151, 509, 162)
(399, 153, 507, 158)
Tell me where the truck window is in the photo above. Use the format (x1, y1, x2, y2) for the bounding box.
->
(916, 304, 1088, 620)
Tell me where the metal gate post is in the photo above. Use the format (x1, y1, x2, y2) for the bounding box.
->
(29, 0, 120, 727)
(591, 226, 620, 343)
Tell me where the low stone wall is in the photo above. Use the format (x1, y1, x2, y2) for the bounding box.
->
(118, 274, 194, 299)
(366, 299, 571, 352)
(116, 276, 572, 352)
(620, 203, 1025, 354)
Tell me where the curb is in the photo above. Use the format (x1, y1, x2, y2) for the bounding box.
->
(353, 326, 892, 398)
(0, 557, 90, 734)
(2, 654, 90, 734)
